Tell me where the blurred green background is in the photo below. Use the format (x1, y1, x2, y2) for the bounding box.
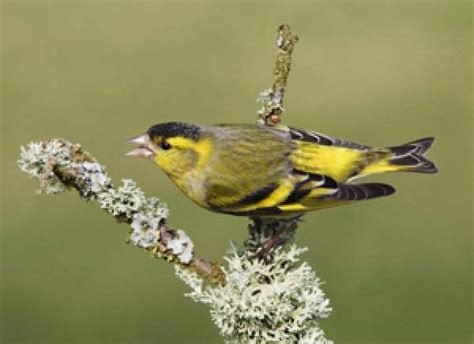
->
(1, 1, 472, 343)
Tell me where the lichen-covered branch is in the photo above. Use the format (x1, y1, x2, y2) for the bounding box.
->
(253, 24, 302, 255)
(17, 139, 226, 285)
(176, 246, 332, 343)
(257, 24, 299, 126)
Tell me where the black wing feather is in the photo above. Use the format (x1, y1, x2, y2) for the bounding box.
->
(289, 127, 369, 150)
(235, 182, 279, 206)
(281, 171, 338, 205)
(331, 183, 395, 201)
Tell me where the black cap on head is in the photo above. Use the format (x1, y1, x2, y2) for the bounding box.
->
(147, 122, 201, 141)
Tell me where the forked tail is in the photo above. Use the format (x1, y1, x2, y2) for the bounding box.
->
(388, 137, 438, 174)
(359, 137, 438, 177)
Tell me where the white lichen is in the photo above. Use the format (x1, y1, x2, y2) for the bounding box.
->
(17, 140, 190, 261)
(276, 34, 285, 48)
(18, 140, 114, 196)
(81, 161, 111, 195)
(256, 88, 284, 119)
(176, 245, 332, 343)
(18, 140, 71, 194)
(98, 179, 145, 218)
(130, 212, 161, 248)
(166, 229, 194, 264)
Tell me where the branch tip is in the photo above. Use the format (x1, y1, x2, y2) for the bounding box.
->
(258, 24, 299, 126)
(17, 139, 225, 285)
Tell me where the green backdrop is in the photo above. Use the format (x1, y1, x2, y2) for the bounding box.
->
(1, 1, 472, 343)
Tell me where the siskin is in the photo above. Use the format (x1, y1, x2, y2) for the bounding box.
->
(127, 122, 437, 218)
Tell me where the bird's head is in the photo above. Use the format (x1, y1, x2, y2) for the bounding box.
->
(127, 122, 211, 178)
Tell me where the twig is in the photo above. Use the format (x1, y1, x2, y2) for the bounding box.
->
(17, 139, 226, 285)
(257, 24, 299, 126)
(253, 25, 301, 256)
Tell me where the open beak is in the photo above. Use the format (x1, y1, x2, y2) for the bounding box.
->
(126, 134, 155, 158)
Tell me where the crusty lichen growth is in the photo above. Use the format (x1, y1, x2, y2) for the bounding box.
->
(258, 24, 299, 126)
(18, 139, 225, 284)
(176, 245, 332, 344)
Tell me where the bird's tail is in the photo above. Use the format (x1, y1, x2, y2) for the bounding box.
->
(359, 137, 438, 177)
(388, 137, 438, 173)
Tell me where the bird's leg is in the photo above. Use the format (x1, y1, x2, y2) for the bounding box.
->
(256, 222, 291, 258)
(248, 217, 301, 259)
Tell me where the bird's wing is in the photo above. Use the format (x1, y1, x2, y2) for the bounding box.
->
(288, 127, 369, 150)
(223, 170, 395, 217)
(276, 171, 395, 214)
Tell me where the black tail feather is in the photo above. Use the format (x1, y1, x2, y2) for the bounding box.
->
(389, 137, 438, 174)
(333, 183, 396, 201)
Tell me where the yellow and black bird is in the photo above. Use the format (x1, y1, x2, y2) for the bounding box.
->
(127, 122, 437, 218)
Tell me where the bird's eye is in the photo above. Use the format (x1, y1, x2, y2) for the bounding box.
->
(160, 141, 171, 150)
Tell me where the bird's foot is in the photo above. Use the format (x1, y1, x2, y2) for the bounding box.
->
(252, 218, 300, 260)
